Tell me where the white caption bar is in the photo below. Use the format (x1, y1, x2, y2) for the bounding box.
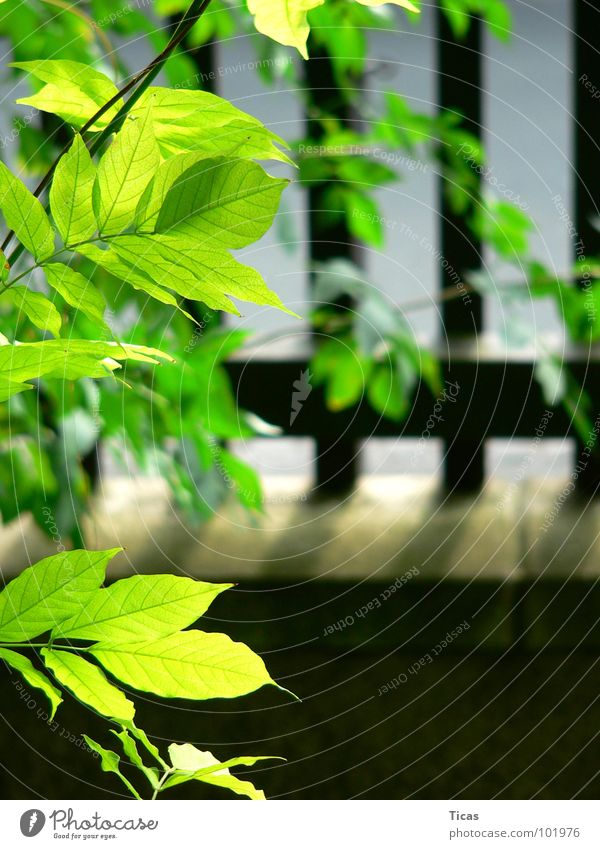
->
(1, 800, 598, 848)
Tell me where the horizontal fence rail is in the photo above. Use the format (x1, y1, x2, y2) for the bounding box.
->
(226, 346, 598, 442)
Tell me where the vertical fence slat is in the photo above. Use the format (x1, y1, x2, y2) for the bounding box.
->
(574, 0, 600, 493)
(304, 52, 360, 494)
(437, 7, 485, 491)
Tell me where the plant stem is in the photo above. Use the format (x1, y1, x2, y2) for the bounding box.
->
(1, 0, 213, 261)
(151, 767, 175, 800)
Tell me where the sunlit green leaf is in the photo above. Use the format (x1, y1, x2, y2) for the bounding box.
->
(0, 161, 54, 261)
(12, 60, 123, 131)
(6, 286, 61, 336)
(53, 575, 231, 642)
(93, 105, 159, 236)
(112, 234, 298, 316)
(44, 263, 108, 330)
(49, 135, 97, 247)
(90, 630, 280, 700)
(247, 0, 325, 59)
(0, 647, 62, 719)
(154, 157, 288, 249)
(0, 549, 120, 642)
(164, 743, 275, 799)
(42, 649, 135, 721)
(76, 243, 184, 311)
(0, 339, 173, 391)
(111, 728, 159, 790)
(131, 88, 290, 163)
(82, 735, 141, 799)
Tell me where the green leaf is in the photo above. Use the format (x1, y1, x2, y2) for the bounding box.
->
(0, 161, 54, 261)
(111, 236, 236, 313)
(535, 355, 566, 406)
(0, 376, 34, 403)
(93, 106, 160, 236)
(367, 362, 407, 421)
(82, 735, 141, 799)
(76, 243, 184, 311)
(154, 157, 288, 249)
(135, 152, 217, 233)
(439, 0, 470, 38)
(483, 0, 511, 40)
(0, 339, 174, 392)
(0, 647, 62, 719)
(355, 0, 418, 9)
(122, 721, 167, 768)
(6, 287, 61, 337)
(172, 767, 265, 800)
(90, 630, 280, 700)
(216, 449, 263, 511)
(135, 152, 227, 233)
(345, 189, 385, 248)
(112, 234, 298, 316)
(472, 200, 532, 258)
(49, 135, 97, 247)
(42, 649, 135, 721)
(0, 549, 120, 642)
(53, 575, 232, 642)
(12, 60, 123, 131)
(131, 88, 291, 163)
(247, 0, 325, 59)
(164, 743, 274, 799)
(247, 0, 417, 58)
(111, 729, 159, 789)
(312, 338, 368, 410)
(44, 263, 108, 330)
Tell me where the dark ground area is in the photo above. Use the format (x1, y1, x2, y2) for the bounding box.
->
(1, 581, 599, 800)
